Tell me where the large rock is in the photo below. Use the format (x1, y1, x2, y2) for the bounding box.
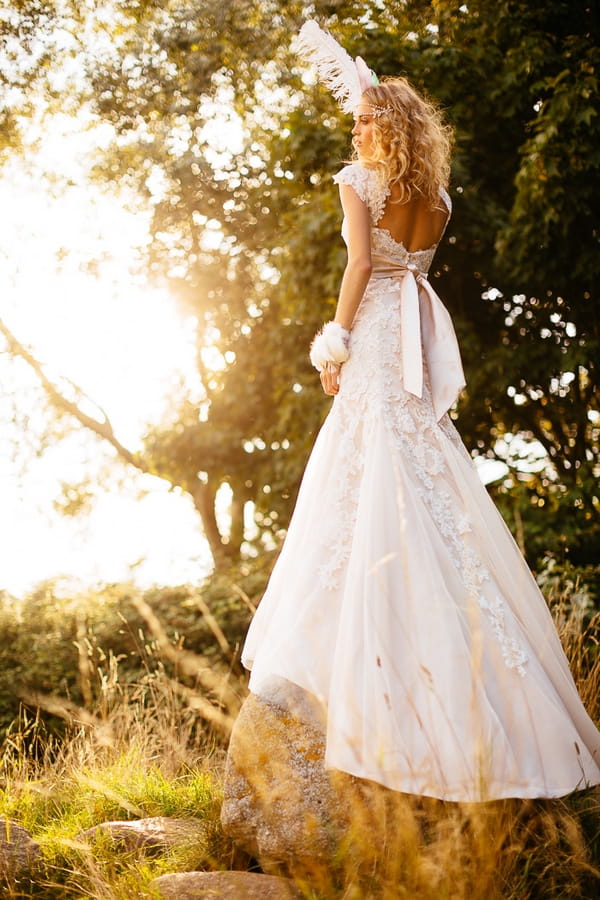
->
(0, 819, 40, 879)
(221, 681, 367, 872)
(80, 816, 204, 854)
(152, 871, 302, 899)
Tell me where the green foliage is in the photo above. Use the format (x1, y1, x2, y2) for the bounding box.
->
(424, 1, 600, 566)
(0, 720, 232, 898)
(0, 561, 270, 739)
(2, 0, 598, 575)
(81, 0, 600, 572)
(1, 750, 217, 834)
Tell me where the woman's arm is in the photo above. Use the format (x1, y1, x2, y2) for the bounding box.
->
(320, 183, 372, 395)
(334, 183, 372, 329)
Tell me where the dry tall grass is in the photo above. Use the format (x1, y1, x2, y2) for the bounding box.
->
(0, 586, 598, 898)
(0, 638, 238, 899)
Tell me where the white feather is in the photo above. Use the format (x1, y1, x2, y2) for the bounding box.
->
(293, 20, 362, 114)
(309, 322, 350, 371)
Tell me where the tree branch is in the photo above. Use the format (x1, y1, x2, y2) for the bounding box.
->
(0, 317, 143, 470)
(0, 316, 232, 568)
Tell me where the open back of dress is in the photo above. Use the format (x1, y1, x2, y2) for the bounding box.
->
(377, 187, 449, 252)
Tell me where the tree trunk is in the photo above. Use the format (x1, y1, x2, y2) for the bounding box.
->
(189, 480, 235, 569)
(228, 486, 245, 559)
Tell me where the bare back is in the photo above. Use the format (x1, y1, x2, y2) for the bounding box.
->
(377, 183, 449, 253)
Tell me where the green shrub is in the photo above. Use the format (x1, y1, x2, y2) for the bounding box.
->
(0, 556, 273, 740)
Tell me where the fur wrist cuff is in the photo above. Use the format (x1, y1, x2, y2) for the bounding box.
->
(309, 321, 351, 372)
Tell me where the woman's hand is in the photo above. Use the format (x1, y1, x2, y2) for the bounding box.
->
(320, 362, 341, 396)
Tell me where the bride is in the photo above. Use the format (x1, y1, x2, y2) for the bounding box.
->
(241, 22, 600, 802)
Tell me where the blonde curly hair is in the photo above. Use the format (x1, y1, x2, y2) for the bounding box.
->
(354, 77, 453, 207)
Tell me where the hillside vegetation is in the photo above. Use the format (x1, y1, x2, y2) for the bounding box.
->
(0, 563, 598, 898)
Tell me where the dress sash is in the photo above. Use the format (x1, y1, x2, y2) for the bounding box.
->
(371, 251, 466, 421)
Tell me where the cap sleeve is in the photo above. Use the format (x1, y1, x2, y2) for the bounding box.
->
(333, 164, 389, 222)
(332, 164, 372, 206)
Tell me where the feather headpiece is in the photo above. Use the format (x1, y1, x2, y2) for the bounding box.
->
(293, 20, 379, 114)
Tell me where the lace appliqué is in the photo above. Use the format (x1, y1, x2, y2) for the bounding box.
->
(333, 164, 390, 224)
(372, 227, 438, 274)
(316, 273, 529, 677)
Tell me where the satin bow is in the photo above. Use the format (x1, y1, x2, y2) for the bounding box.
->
(400, 264, 465, 420)
(372, 261, 466, 421)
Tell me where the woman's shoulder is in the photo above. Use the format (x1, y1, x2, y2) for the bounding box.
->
(332, 163, 374, 197)
(333, 164, 387, 218)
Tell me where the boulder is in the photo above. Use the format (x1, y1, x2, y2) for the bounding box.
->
(80, 816, 204, 854)
(152, 871, 302, 899)
(0, 819, 40, 878)
(220, 680, 366, 871)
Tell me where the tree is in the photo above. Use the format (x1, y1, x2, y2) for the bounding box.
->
(1, 0, 335, 566)
(418, 0, 600, 566)
(0, 1, 58, 157)
(1, 0, 598, 575)
(298, 1, 600, 566)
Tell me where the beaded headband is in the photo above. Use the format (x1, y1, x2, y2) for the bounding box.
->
(360, 104, 393, 118)
(294, 20, 387, 116)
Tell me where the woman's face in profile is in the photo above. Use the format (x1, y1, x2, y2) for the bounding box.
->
(352, 103, 376, 157)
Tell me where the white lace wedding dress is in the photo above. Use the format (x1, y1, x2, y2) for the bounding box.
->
(242, 163, 600, 801)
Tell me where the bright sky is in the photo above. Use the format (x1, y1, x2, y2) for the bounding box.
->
(0, 114, 214, 597)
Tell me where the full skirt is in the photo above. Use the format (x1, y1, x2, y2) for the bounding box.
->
(242, 281, 600, 801)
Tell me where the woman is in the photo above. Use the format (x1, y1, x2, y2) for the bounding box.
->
(242, 23, 600, 801)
